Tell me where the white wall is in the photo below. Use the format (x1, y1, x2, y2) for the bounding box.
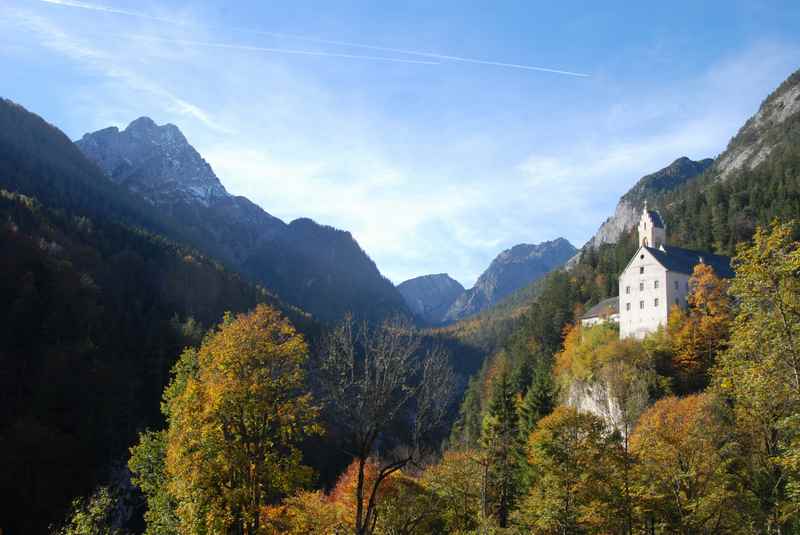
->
(619, 247, 669, 339)
(666, 271, 691, 312)
(581, 313, 620, 328)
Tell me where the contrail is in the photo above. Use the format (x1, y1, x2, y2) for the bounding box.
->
(126, 35, 441, 65)
(244, 31, 591, 77)
(35, 0, 590, 76)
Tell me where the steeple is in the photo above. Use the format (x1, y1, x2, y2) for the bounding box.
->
(638, 201, 666, 248)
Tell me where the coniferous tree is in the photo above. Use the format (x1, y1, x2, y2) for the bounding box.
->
(480, 372, 521, 528)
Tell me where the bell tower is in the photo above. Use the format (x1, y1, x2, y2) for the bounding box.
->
(638, 201, 666, 248)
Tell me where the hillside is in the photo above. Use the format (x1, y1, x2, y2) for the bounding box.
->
(77, 117, 409, 323)
(451, 65, 800, 445)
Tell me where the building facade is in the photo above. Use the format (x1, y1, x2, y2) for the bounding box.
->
(617, 205, 733, 339)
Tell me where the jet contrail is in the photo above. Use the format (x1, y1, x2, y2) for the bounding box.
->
(244, 31, 591, 77)
(126, 35, 441, 65)
(36, 0, 590, 76)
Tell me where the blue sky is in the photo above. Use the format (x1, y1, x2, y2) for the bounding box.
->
(1, 1, 799, 287)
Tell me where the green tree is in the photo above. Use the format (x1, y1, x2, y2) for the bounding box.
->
(129, 430, 178, 535)
(480, 372, 521, 528)
(713, 221, 800, 532)
(518, 362, 558, 439)
(52, 486, 124, 535)
(514, 406, 627, 534)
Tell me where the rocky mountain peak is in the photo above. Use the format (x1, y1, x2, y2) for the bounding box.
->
(77, 117, 229, 208)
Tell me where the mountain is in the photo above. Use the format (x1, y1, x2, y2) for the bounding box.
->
(580, 157, 713, 252)
(0, 99, 318, 534)
(397, 274, 465, 325)
(77, 117, 408, 323)
(714, 69, 800, 180)
(444, 238, 577, 322)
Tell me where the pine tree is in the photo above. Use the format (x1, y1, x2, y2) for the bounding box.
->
(518, 363, 557, 439)
(481, 372, 521, 528)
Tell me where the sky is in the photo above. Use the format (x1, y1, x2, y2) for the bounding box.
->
(1, 1, 799, 287)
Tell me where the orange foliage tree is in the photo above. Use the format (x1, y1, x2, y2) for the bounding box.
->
(669, 264, 732, 392)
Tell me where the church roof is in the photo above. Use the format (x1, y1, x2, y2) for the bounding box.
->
(644, 245, 734, 278)
(581, 296, 620, 319)
(647, 210, 665, 228)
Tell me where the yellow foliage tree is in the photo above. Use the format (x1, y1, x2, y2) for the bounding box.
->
(630, 394, 748, 534)
(164, 304, 320, 535)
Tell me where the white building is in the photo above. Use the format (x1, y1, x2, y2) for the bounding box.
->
(580, 296, 619, 327)
(617, 204, 733, 339)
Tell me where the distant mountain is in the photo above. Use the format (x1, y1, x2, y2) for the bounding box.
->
(578, 157, 713, 254)
(443, 238, 576, 323)
(77, 117, 408, 323)
(397, 274, 465, 325)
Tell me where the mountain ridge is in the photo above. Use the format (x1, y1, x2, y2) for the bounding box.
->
(76, 116, 409, 323)
(399, 237, 576, 324)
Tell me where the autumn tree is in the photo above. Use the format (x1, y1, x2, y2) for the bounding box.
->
(154, 304, 319, 535)
(631, 394, 749, 534)
(420, 450, 483, 533)
(713, 221, 800, 531)
(513, 406, 627, 534)
(671, 263, 733, 392)
(316, 315, 455, 535)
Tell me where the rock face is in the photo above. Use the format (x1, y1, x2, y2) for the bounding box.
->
(397, 274, 465, 325)
(582, 157, 713, 251)
(77, 118, 409, 323)
(566, 380, 625, 433)
(77, 117, 232, 208)
(443, 238, 577, 322)
(714, 69, 800, 179)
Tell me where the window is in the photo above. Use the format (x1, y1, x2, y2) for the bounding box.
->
(639, 300, 644, 309)
(640, 266, 645, 274)
(626, 302, 631, 311)
(640, 254, 645, 259)
(675, 280, 679, 290)
(654, 298, 659, 307)
(639, 282, 644, 291)
(625, 286, 630, 295)
(654, 280, 659, 289)
(675, 298, 679, 306)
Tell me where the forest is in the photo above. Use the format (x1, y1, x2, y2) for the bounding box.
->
(3, 49, 800, 535)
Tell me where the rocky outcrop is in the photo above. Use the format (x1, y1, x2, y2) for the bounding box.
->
(714, 69, 800, 179)
(444, 238, 577, 322)
(566, 380, 625, 432)
(397, 274, 465, 325)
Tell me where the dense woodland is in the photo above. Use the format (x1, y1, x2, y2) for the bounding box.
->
(3, 67, 800, 534)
